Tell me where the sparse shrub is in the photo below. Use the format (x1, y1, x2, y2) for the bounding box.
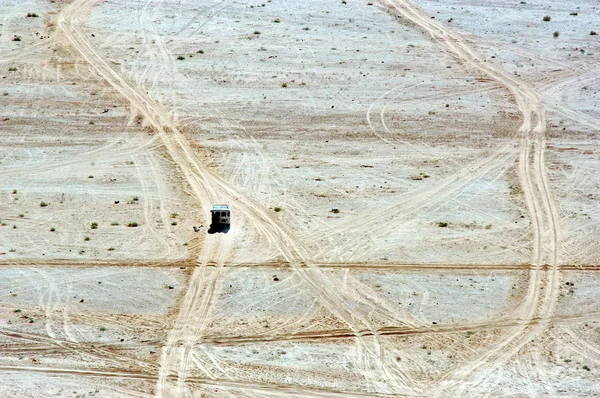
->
(12, 189, 17, 194)
(302, 27, 310, 31)
(553, 31, 559, 38)
(591, 31, 598, 36)
(197, 49, 204, 54)
(543, 15, 551, 21)
(12, 36, 21, 42)
(273, 19, 280, 23)
(367, 2, 373, 5)
(14, 309, 22, 313)
(111, 222, 120, 226)
(19, 214, 24, 218)
(127, 222, 138, 227)
(99, 327, 106, 331)
(438, 222, 448, 227)
(3, 92, 8, 96)
(26, 13, 39, 18)
(582, 365, 591, 371)
(107, 247, 115, 251)
(273, 207, 282, 212)
(13, 225, 17, 229)
(176, 55, 185, 60)
(254, 31, 261, 35)
(50, 227, 55, 232)
(90, 222, 98, 229)
(132, 196, 139, 201)
(84, 236, 90, 241)
(569, 12, 578, 16)
(8, 67, 17, 71)
(331, 208, 340, 214)
(171, 213, 178, 218)
(89, 120, 95, 125)
(40, 201, 48, 207)
(171, 221, 177, 226)
(88, 175, 94, 178)
(281, 82, 287, 88)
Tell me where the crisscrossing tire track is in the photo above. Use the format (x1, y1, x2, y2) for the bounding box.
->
(379, 0, 560, 394)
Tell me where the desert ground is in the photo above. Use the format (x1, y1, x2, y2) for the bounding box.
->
(1, 0, 599, 396)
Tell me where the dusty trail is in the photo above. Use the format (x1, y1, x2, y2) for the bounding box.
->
(0, 365, 402, 398)
(2, 258, 599, 271)
(199, 311, 600, 345)
(380, 0, 560, 394)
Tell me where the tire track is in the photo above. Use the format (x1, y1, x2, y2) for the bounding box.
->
(56, 2, 429, 394)
(378, 0, 560, 394)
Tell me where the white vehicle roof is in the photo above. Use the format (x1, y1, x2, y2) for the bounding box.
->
(211, 204, 230, 211)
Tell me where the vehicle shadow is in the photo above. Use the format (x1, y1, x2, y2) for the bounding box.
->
(208, 223, 230, 234)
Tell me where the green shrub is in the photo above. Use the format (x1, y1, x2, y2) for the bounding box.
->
(40, 201, 48, 207)
(331, 208, 340, 214)
(26, 13, 39, 17)
(127, 222, 138, 227)
(176, 55, 185, 60)
(543, 15, 551, 21)
(90, 222, 98, 229)
(438, 222, 448, 227)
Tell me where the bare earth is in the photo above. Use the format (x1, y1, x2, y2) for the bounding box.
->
(1, 0, 599, 396)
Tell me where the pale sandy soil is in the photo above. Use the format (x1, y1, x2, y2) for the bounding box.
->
(0, 0, 599, 396)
